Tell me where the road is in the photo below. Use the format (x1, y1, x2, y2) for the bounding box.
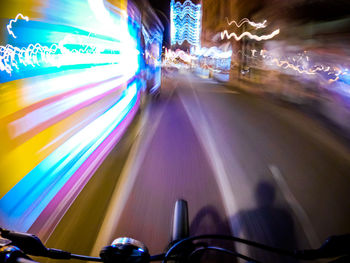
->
(44, 71, 350, 262)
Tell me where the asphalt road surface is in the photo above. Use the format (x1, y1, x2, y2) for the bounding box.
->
(45, 71, 350, 262)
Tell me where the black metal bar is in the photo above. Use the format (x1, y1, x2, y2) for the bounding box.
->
(70, 254, 103, 262)
(163, 234, 295, 263)
(149, 253, 166, 261)
(189, 246, 261, 263)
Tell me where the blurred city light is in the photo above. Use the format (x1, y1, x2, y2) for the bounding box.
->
(0, 0, 163, 232)
(170, 0, 201, 48)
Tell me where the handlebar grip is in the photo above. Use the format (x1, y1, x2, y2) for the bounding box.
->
(0, 245, 36, 263)
(0, 229, 47, 257)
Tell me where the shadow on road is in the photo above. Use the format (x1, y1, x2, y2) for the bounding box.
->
(188, 181, 299, 262)
(230, 181, 299, 263)
(190, 205, 232, 236)
(190, 205, 236, 262)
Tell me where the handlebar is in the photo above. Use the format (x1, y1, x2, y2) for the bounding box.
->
(295, 234, 350, 260)
(0, 228, 101, 262)
(1, 227, 349, 263)
(0, 245, 38, 263)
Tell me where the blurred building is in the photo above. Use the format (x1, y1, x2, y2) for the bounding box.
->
(170, 0, 202, 51)
(200, 0, 350, 133)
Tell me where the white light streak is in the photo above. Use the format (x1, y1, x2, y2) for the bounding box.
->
(193, 46, 232, 59)
(164, 49, 194, 63)
(7, 13, 29, 39)
(171, 0, 201, 47)
(271, 59, 316, 75)
(0, 34, 139, 74)
(221, 29, 280, 41)
(225, 17, 267, 29)
(259, 50, 346, 82)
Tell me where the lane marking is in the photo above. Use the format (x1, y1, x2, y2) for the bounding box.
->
(178, 74, 241, 232)
(269, 165, 320, 248)
(196, 87, 239, 94)
(91, 81, 177, 255)
(187, 74, 240, 94)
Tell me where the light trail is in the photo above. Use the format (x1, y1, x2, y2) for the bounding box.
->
(232, 48, 345, 83)
(0, 0, 146, 234)
(328, 69, 343, 83)
(164, 48, 194, 63)
(6, 13, 29, 39)
(0, 81, 140, 231)
(221, 29, 280, 41)
(142, 26, 163, 46)
(225, 17, 267, 29)
(260, 51, 347, 83)
(0, 33, 134, 75)
(193, 46, 232, 59)
(271, 58, 316, 75)
(171, 0, 201, 47)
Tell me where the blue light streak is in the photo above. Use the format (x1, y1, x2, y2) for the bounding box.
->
(0, 0, 144, 232)
(170, 0, 201, 47)
(0, 80, 140, 231)
(1, 22, 139, 78)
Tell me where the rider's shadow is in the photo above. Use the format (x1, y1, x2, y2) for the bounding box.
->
(189, 181, 300, 262)
(190, 205, 232, 236)
(190, 205, 236, 262)
(230, 181, 299, 263)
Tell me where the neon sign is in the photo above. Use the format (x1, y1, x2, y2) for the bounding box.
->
(171, 0, 201, 47)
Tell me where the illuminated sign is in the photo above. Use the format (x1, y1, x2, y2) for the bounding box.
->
(171, 0, 201, 47)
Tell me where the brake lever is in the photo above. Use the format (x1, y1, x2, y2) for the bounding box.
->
(0, 228, 70, 259)
(0, 228, 48, 257)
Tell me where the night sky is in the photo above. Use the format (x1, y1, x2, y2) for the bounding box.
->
(149, 0, 171, 47)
